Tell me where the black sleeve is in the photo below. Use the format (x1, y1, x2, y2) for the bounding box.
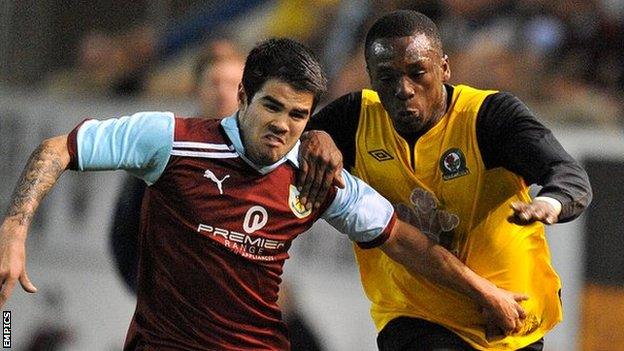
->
(476, 92, 592, 222)
(307, 92, 361, 170)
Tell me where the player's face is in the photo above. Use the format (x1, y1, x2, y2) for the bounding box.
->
(366, 34, 450, 135)
(237, 79, 314, 166)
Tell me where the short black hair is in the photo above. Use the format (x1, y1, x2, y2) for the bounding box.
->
(242, 38, 327, 112)
(364, 10, 443, 59)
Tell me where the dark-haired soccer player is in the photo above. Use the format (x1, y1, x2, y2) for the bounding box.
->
(299, 10, 592, 351)
(1, 38, 526, 350)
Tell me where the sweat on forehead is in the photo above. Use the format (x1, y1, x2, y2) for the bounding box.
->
(366, 34, 440, 61)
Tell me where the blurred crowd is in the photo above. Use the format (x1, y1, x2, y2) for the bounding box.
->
(41, 0, 624, 127)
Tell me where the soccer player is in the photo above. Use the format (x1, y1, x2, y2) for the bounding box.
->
(1, 38, 525, 350)
(110, 39, 323, 350)
(298, 10, 592, 351)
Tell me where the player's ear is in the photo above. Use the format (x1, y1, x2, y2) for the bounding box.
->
(237, 82, 247, 110)
(364, 54, 374, 85)
(441, 54, 451, 82)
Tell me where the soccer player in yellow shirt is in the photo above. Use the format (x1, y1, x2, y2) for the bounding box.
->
(298, 10, 592, 351)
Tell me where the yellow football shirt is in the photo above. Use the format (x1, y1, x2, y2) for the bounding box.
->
(352, 86, 562, 350)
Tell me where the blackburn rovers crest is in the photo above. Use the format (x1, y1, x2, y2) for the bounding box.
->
(288, 185, 312, 219)
(439, 148, 469, 180)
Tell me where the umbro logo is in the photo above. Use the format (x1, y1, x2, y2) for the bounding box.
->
(368, 149, 394, 162)
(204, 169, 230, 194)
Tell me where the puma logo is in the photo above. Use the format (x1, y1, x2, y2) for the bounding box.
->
(203, 169, 230, 195)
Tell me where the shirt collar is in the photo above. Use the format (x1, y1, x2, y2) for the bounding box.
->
(221, 113, 300, 175)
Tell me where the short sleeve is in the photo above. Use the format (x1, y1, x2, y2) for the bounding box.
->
(67, 111, 175, 185)
(321, 170, 396, 248)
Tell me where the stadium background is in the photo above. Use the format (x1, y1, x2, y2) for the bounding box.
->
(1, 1, 623, 350)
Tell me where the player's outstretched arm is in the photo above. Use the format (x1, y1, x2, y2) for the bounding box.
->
(0, 135, 70, 307)
(379, 220, 528, 336)
(323, 170, 528, 336)
(0, 112, 174, 308)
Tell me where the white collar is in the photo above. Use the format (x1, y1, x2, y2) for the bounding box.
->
(220, 113, 300, 175)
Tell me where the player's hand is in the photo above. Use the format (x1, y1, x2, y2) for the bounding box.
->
(0, 223, 37, 308)
(479, 287, 528, 338)
(508, 200, 559, 225)
(296, 130, 345, 210)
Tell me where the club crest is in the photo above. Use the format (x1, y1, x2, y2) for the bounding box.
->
(439, 148, 469, 180)
(288, 185, 312, 219)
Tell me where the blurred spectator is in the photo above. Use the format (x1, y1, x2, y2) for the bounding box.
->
(449, 34, 538, 97)
(193, 40, 245, 118)
(45, 25, 156, 97)
(430, 0, 624, 127)
(110, 25, 157, 96)
(327, 44, 369, 101)
(530, 71, 622, 128)
(38, 1, 623, 127)
(264, 0, 340, 53)
(33, 0, 624, 125)
(144, 38, 243, 102)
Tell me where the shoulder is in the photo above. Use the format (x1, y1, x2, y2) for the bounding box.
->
(477, 91, 538, 131)
(308, 91, 362, 133)
(174, 117, 224, 142)
(360, 89, 392, 115)
(452, 84, 498, 114)
(78, 111, 175, 133)
(360, 89, 381, 106)
(335, 90, 363, 107)
(481, 91, 527, 113)
(74, 111, 176, 150)
(314, 91, 362, 118)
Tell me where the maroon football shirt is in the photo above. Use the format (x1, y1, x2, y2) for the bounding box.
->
(67, 114, 395, 350)
(121, 118, 335, 350)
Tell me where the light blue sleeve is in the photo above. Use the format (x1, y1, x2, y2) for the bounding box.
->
(76, 111, 175, 185)
(321, 169, 395, 243)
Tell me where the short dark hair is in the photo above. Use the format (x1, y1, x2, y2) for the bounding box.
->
(364, 10, 443, 59)
(242, 38, 327, 112)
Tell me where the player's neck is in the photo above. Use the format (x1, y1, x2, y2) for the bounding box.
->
(399, 85, 448, 143)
